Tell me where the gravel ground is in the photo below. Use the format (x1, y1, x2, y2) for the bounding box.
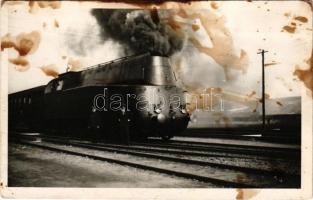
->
(8, 143, 211, 187)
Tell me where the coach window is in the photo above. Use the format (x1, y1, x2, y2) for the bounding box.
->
(23, 97, 26, 104)
(28, 97, 31, 104)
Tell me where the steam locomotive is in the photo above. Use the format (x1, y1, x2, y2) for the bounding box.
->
(8, 53, 190, 141)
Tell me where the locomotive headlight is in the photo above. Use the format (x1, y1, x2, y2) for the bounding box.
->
(157, 113, 166, 123)
(181, 108, 187, 114)
(154, 108, 162, 114)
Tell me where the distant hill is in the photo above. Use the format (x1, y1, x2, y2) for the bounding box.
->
(262, 96, 301, 115)
(188, 96, 301, 128)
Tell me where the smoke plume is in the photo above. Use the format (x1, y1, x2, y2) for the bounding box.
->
(91, 9, 184, 56)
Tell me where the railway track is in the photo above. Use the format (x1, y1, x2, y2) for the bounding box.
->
(179, 129, 301, 144)
(14, 133, 300, 159)
(133, 140, 300, 159)
(160, 138, 299, 151)
(13, 139, 252, 188)
(14, 133, 260, 159)
(79, 142, 299, 173)
(10, 134, 300, 188)
(13, 132, 300, 160)
(39, 137, 298, 177)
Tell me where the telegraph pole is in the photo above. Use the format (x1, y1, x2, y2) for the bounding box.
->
(257, 49, 268, 131)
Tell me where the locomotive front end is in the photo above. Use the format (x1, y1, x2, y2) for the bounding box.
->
(144, 86, 190, 140)
(131, 55, 190, 139)
(53, 53, 191, 141)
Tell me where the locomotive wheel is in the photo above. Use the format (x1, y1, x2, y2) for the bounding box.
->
(161, 135, 173, 141)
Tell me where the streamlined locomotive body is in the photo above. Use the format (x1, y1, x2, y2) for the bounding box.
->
(9, 53, 190, 140)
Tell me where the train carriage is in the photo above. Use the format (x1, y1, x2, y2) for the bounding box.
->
(9, 86, 45, 131)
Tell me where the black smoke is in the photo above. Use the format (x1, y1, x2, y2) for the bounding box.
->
(91, 9, 184, 56)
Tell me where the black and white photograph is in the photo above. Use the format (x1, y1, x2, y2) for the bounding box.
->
(0, 0, 312, 199)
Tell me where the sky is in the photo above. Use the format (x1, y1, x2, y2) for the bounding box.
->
(1, 1, 312, 100)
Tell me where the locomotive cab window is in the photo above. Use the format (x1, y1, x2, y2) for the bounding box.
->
(45, 79, 63, 93)
(56, 80, 64, 91)
(45, 81, 54, 93)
